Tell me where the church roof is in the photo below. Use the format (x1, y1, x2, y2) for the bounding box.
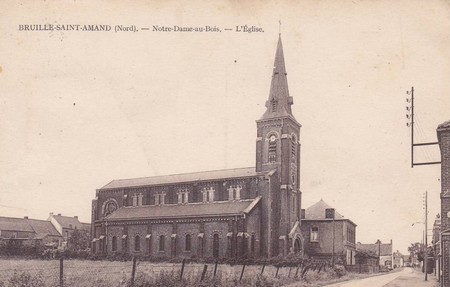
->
(105, 197, 261, 221)
(259, 35, 297, 122)
(101, 167, 273, 190)
(304, 199, 345, 220)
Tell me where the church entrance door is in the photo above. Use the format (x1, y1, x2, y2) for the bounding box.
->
(294, 238, 301, 254)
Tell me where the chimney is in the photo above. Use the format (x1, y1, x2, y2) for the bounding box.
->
(49, 212, 54, 217)
(74, 216, 78, 219)
(300, 209, 306, 219)
(57, 213, 61, 216)
(24, 216, 28, 219)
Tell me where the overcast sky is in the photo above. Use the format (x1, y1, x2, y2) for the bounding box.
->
(1, 0, 449, 254)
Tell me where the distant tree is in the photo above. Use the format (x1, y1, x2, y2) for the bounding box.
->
(67, 229, 89, 251)
(408, 242, 425, 262)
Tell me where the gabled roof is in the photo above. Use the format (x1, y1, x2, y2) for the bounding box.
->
(105, 198, 260, 221)
(27, 219, 61, 237)
(304, 199, 345, 220)
(437, 120, 450, 130)
(100, 167, 273, 190)
(0, 217, 34, 233)
(50, 215, 89, 230)
(357, 242, 393, 256)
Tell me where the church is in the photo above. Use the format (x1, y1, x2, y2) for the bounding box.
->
(91, 36, 303, 259)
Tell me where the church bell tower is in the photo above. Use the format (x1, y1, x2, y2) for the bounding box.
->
(256, 35, 302, 256)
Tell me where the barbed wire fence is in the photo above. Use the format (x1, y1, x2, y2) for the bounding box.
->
(0, 257, 336, 287)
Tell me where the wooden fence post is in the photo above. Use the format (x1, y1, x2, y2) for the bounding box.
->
(200, 264, 208, 281)
(130, 256, 137, 287)
(261, 263, 266, 275)
(59, 257, 63, 287)
(275, 266, 280, 278)
(179, 259, 186, 281)
(288, 267, 292, 278)
(294, 265, 300, 278)
(213, 260, 218, 277)
(239, 264, 246, 281)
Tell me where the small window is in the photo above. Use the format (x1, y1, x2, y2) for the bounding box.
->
(155, 193, 166, 205)
(228, 185, 242, 201)
(311, 227, 319, 242)
(134, 235, 140, 251)
(159, 235, 165, 252)
(271, 99, 277, 112)
(112, 236, 117, 252)
(185, 234, 191, 251)
(202, 187, 214, 203)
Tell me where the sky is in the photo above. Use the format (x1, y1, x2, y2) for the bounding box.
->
(1, 0, 449, 254)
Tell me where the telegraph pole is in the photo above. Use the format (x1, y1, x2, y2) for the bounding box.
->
(406, 87, 441, 167)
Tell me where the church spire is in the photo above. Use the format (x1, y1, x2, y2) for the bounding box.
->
(260, 35, 294, 120)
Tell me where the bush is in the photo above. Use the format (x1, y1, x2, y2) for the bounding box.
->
(332, 264, 346, 278)
(7, 271, 45, 287)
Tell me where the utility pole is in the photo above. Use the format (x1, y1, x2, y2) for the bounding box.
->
(406, 87, 441, 167)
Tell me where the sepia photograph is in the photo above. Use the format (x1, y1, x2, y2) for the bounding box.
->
(1, 1, 449, 286)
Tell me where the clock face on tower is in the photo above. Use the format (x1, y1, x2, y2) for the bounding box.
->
(270, 135, 276, 142)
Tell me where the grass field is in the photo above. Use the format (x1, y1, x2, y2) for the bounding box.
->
(0, 258, 376, 287)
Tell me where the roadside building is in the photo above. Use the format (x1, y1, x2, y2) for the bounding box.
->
(300, 199, 357, 265)
(357, 240, 393, 268)
(437, 120, 450, 286)
(393, 250, 404, 268)
(47, 213, 90, 249)
(0, 216, 62, 251)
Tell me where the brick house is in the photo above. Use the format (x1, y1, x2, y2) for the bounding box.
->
(437, 120, 450, 287)
(432, 213, 441, 278)
(300, 200, 357, 265)
(47, 213, 90, 249)
(357, 240, 393, 268)
(91, 36, 304, 259)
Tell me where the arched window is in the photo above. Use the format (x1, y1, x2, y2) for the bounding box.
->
(213, 234, 220, 258)
(268, 134, 278, 163)
(291, 134, 297, 161)
(159, 235, 165, 252)
(185, 234, 191, 251)
(111, 236, 117, 252)
(134, 235, 140, 251)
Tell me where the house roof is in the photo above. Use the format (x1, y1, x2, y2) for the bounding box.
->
(357, 242, 393, 256)
(438, 120, 450, 130)
(304, 199, 345, 220)
(101, 167, 273, 190)
(26, 219, 61, 237)
(105, 198, 260, 221)
(50, 215, 90, 230)
(0, 217, 34, 233)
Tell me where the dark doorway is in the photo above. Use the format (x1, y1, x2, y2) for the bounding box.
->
(294, 237, 302, 254)
(213, 234, 220, 258)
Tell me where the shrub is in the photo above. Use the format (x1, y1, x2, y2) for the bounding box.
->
(332, 264, 347, 278)
(8, 271, 45, 287)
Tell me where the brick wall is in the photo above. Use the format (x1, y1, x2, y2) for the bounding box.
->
(438, 121, 450, 287)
